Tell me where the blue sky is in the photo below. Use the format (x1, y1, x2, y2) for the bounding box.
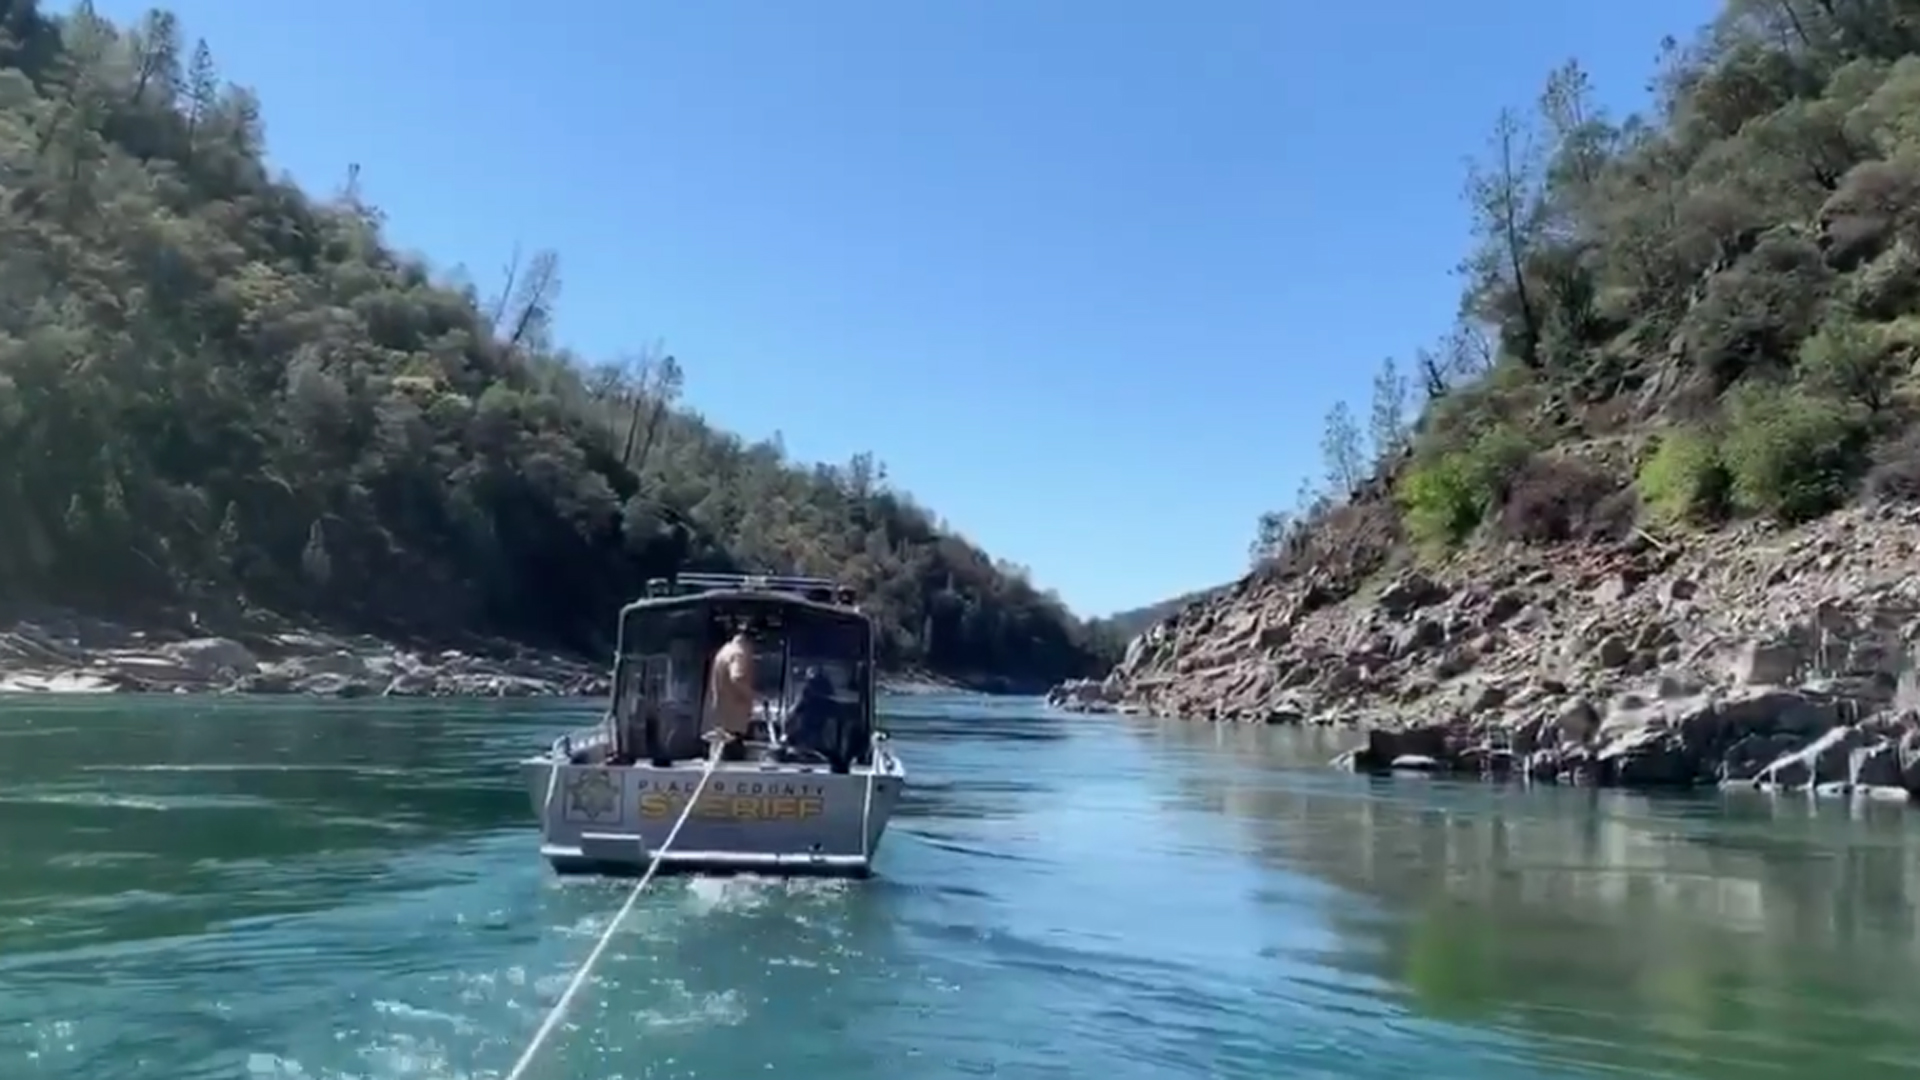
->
(88, 0, 1718, 616)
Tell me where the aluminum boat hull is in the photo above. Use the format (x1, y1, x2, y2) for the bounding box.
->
(521, 727, 906, 878)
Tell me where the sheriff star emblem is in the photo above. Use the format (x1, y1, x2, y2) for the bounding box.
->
(565, 768, 621, 822)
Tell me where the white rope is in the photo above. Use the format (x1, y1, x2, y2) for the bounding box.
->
(858, 740, 880, 863)
(504, 735, 729, 1080)
(538, 735, 569, 823)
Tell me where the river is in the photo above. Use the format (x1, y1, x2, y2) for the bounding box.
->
(3, 695, 1920, 1079)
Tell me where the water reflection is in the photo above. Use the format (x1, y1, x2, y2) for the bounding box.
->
(1130, 719, 1920, 1077)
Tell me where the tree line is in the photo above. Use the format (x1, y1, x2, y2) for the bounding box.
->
(1252, 0, 1920, 575)
(0, 0, 1115, 684)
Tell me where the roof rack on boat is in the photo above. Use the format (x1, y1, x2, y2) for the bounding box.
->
(644, 572, 858, 606)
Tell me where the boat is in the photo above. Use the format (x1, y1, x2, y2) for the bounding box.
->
(520, 571, 906, 878)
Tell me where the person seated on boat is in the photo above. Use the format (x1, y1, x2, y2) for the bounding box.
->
(782, 665, 836, 756)
(704, 621, 756, 762)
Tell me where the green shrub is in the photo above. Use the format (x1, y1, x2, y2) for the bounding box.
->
(1797, 313, 1898, 411)
(1848, 237, 1920, 320)
(1413, 363, 1540, 458)
(1465, 425, 1533, 491)
(1635, 428, 1729, 526)
(1678, 232, 1832, 388)
(1396, 424, 1534, 550)
(1721, 385, 1870, 522)
(1398, 454, 1482, 550)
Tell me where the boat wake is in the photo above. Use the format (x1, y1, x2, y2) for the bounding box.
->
(225, 872, 859, 1079)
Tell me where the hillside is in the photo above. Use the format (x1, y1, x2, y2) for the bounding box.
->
(1083, 0, 1920, 792)
(1084, 586, 1225, 645)
(0, 1, 1112, 689)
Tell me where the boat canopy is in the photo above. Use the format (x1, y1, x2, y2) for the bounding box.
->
(610, 573, 876, 768)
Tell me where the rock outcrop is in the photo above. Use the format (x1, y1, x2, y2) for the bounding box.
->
(1055, 503, 1920, 796)
(1043, 677, 1122, 713)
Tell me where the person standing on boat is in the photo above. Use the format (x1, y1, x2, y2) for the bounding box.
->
(783, 664, 836, 753)
(705, 620, 756, 761)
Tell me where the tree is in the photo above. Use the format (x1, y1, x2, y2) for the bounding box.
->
(587, 348, 685, 475)
(127, 9, 180, 107)
(1537, 59, 1613, 231)
(1248, 509, 1291, 565)
(183, 37, 213, 147)
(1320, 401, 1364, 495)
(489, 245, 562, 354)
(1460, 109, 1546, 368)
(1368, 356, 1411, 463)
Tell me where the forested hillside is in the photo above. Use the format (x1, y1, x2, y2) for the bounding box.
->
(0, 1, 1111, 684)
(1084, 0, 1920, 750)
(1250, 0, 1920, 580)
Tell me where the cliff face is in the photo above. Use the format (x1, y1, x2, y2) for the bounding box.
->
(1108, 504, 1915, 724)
(1076, 503, 1920, 793)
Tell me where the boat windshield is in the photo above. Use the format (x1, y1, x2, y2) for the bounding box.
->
(781, 616, 863, 705)
(614, 594, 873, 767)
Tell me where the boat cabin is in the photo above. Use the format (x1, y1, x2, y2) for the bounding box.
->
(609, 572, 877, 773)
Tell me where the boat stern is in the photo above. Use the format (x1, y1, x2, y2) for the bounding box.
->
(533, 758, 905, 879)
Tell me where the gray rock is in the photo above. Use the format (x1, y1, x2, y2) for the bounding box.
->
(1728, 640, 1803, 686)
(1377, 574, 1449, 619)
(1755, 724, 1866, 789)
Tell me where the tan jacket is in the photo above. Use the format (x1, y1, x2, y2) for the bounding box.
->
(706, 637, 755, 734)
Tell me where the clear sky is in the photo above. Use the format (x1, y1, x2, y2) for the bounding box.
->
(88, 0, 1718, 616)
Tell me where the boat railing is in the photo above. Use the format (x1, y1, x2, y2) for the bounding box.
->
(646, 572, 857, 605)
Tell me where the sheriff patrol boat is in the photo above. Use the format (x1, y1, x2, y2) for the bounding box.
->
(521, 572, 905, 877)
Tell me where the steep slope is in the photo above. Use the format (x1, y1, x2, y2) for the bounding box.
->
(1091, 0, 1920, 791)
(0, 2, 1112, 686)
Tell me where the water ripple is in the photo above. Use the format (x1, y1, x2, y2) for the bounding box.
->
(2, 698, 1920, 1077)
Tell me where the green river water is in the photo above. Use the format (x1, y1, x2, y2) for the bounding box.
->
(4, 693, 1920, 1078)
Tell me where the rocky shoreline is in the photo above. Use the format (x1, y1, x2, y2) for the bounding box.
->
(1049, 504, 1920, 800)
(0, 609, 1005, 700)
(0, 609, 613, 699)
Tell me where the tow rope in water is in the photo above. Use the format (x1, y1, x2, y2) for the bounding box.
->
(503, 734, 730, 1080)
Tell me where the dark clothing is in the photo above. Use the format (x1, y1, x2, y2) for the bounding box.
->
(786, 671, 836, 748)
